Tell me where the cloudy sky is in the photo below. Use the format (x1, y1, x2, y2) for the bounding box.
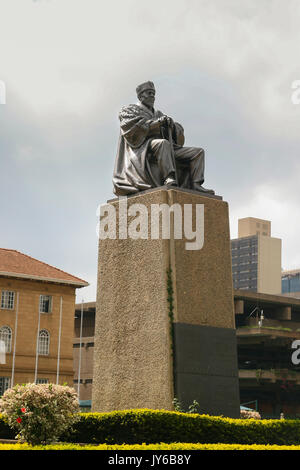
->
(1, 0, 300, 302)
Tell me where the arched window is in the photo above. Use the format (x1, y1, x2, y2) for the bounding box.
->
(38, 330, 50, 355)
(0, 326, 12, 353)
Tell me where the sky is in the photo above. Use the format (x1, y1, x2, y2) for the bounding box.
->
(1, 0, 300, 303)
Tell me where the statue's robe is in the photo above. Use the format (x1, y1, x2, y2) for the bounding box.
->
(112, 103, 199, 196)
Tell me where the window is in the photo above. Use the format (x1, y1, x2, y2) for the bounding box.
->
(0, 326, 12, 353)
(38, 330, 50, 355)
(39, 295, 52, 314)
(1, 291, 14, 310)
(0, 377, 11, 396)
(36, 378, 49, 384)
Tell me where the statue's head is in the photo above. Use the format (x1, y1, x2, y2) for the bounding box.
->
(136, 81, 155, 108)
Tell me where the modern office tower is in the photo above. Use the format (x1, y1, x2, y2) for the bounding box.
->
(282, 269, 300, 299)
(231, 218, 282, 295)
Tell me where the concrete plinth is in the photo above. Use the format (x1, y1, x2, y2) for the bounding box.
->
(92, 187, 240, 417)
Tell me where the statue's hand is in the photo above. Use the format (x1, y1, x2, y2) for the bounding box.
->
(159, 116, 174, 128)
(149, 119, 162, 133)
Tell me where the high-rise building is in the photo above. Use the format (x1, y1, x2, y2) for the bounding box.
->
(231, 218, 282, 295)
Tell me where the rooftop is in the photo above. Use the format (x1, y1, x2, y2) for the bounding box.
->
(0, 248, 88, 287)
(282, 269, 300, 277)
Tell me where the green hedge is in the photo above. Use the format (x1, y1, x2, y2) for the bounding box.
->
(61, 409, 300, 446)
(2, 409, 300, 446)
(1, 443, 300, 450)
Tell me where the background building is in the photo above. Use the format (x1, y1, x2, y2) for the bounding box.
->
(0, 248, 88, 396)
(235, 289, 300, 418)
(231, 217, 282, 295)
(282, 269, 300, 299)
(73, 302, 95, 409)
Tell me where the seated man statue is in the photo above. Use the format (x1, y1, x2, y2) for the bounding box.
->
(112, 81, 214, 196)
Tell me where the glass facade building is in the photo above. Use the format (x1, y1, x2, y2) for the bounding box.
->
(282, 271, 300, 294)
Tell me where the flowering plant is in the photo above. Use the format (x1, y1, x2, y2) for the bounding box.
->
(0, 383, 80, 445)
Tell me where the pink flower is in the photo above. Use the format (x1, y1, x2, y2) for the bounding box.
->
(16, 417, 22, 423)
(21, 407, 26, 413)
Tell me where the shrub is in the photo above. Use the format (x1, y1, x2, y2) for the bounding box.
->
(0, 383, 80, 445)
(61, 409, 300, 446)
(240, 409, 261, 419)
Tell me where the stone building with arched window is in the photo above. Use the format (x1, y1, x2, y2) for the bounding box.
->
(0, 248, 88, 396)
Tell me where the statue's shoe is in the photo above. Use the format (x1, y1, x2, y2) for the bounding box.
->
(164, 177, 177, 186)
(192, 182, 215, 195)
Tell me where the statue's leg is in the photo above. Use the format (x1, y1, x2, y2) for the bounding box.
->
(174, 146, 214, 194)
(174, 146, 205, 186)
(150, 139, 176, 184)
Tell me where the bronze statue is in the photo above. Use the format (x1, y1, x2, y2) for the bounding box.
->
(113, 81, 214, 196)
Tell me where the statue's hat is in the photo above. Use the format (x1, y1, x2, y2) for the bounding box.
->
(136, 81, 155, 96)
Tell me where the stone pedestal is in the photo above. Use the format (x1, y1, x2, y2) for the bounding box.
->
(92, 187, 240, 417)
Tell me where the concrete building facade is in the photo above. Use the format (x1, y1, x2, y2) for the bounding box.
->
(235, 290, 300, 418)
(238, 217, 271, 238)
(73, 302, 95, 406)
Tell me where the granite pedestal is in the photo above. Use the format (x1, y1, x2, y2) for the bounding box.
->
(92, 187, 240, 417)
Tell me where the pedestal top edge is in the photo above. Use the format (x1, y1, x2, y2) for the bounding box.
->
(107, 186, 223, 203)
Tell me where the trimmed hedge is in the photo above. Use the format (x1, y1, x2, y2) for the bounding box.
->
(61, 409, 300, 446)
(1, 443, 300, 450)
(3, 409, 300, 446)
